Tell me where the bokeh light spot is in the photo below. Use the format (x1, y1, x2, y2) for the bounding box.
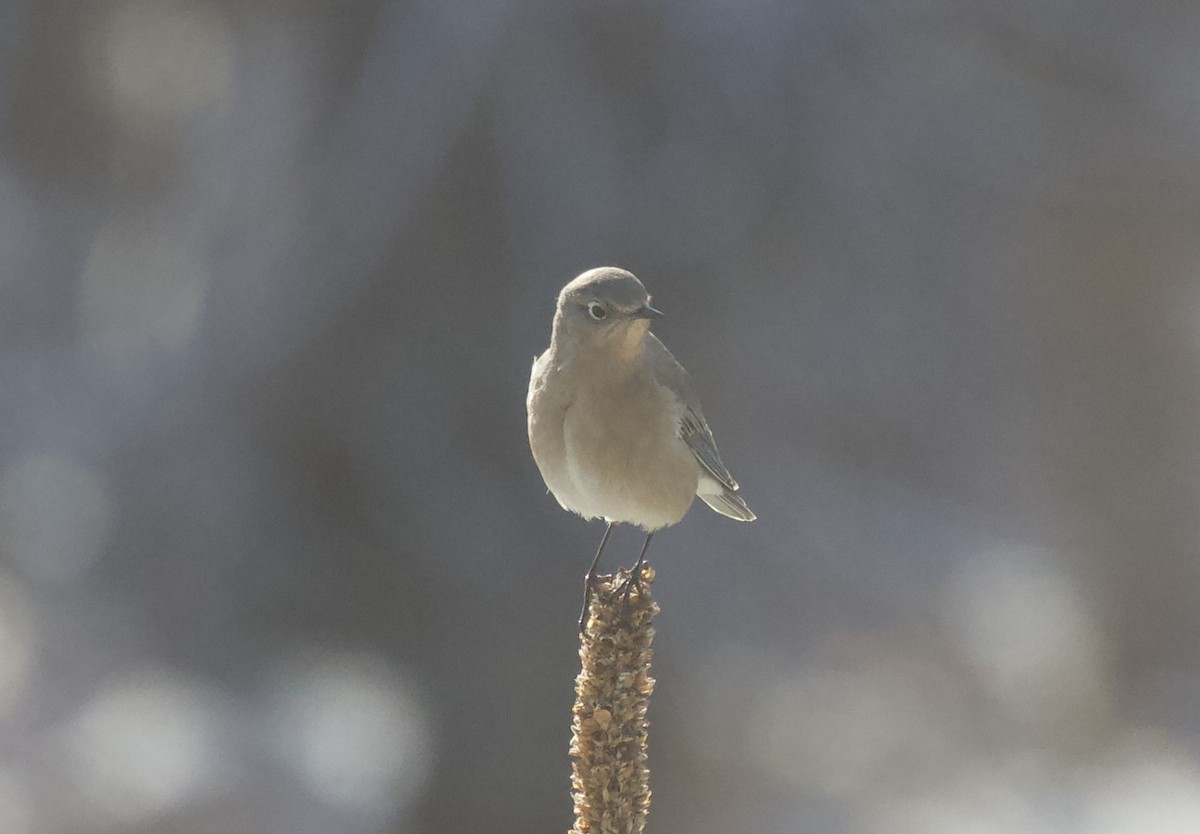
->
(867, 769, 1051, 834)
(0, 768, 33, 834)
(102, 0, 233, 127)
(1084, 745, 1200, 834)
(943, 546, 1111, 732)
(267, 652, 434, 819)
(64, 670, 226, 824)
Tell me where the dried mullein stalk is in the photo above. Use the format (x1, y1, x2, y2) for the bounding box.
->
(570, 566, 659, 834)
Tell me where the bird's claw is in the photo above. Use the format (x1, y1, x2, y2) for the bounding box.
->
(615, 564, 647, 623)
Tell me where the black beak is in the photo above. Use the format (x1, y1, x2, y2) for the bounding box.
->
(632, 303, 665, 320)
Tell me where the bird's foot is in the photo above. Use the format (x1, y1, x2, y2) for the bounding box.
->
(615, 563, 648, 623)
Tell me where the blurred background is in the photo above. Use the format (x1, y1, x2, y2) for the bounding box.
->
(1, 1, 1200, 831)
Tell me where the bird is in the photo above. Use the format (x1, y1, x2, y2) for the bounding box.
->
(527, 267, 755, 628)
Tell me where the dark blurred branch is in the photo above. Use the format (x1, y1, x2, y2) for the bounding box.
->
(570, 567, 658, 834)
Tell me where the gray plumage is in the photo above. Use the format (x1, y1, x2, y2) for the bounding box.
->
(527, 267, 755, 532)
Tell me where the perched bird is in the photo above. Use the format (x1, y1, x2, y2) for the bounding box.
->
(527, 267, 755, 627)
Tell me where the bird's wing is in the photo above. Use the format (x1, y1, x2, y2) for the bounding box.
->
(679, 406, 740, 492)
(644, 333, 741, 493)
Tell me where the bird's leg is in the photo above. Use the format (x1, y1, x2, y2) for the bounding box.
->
(578, 522, 616, 632)
(617, 531, 654, 618)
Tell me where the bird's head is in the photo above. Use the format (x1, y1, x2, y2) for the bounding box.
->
(553, 267, 664, 358)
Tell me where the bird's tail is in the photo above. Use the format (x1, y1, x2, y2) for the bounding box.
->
(699, 488, 757, 522)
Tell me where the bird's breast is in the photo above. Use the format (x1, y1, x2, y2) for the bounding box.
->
(560, 373, 699, 530)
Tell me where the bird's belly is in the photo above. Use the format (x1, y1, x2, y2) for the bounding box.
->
(561, 393, 699, 531)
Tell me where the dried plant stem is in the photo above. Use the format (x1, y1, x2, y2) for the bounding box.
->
(570, 566, 659, 834)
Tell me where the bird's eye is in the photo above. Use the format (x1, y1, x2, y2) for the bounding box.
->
(587, 302, 607, 321)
